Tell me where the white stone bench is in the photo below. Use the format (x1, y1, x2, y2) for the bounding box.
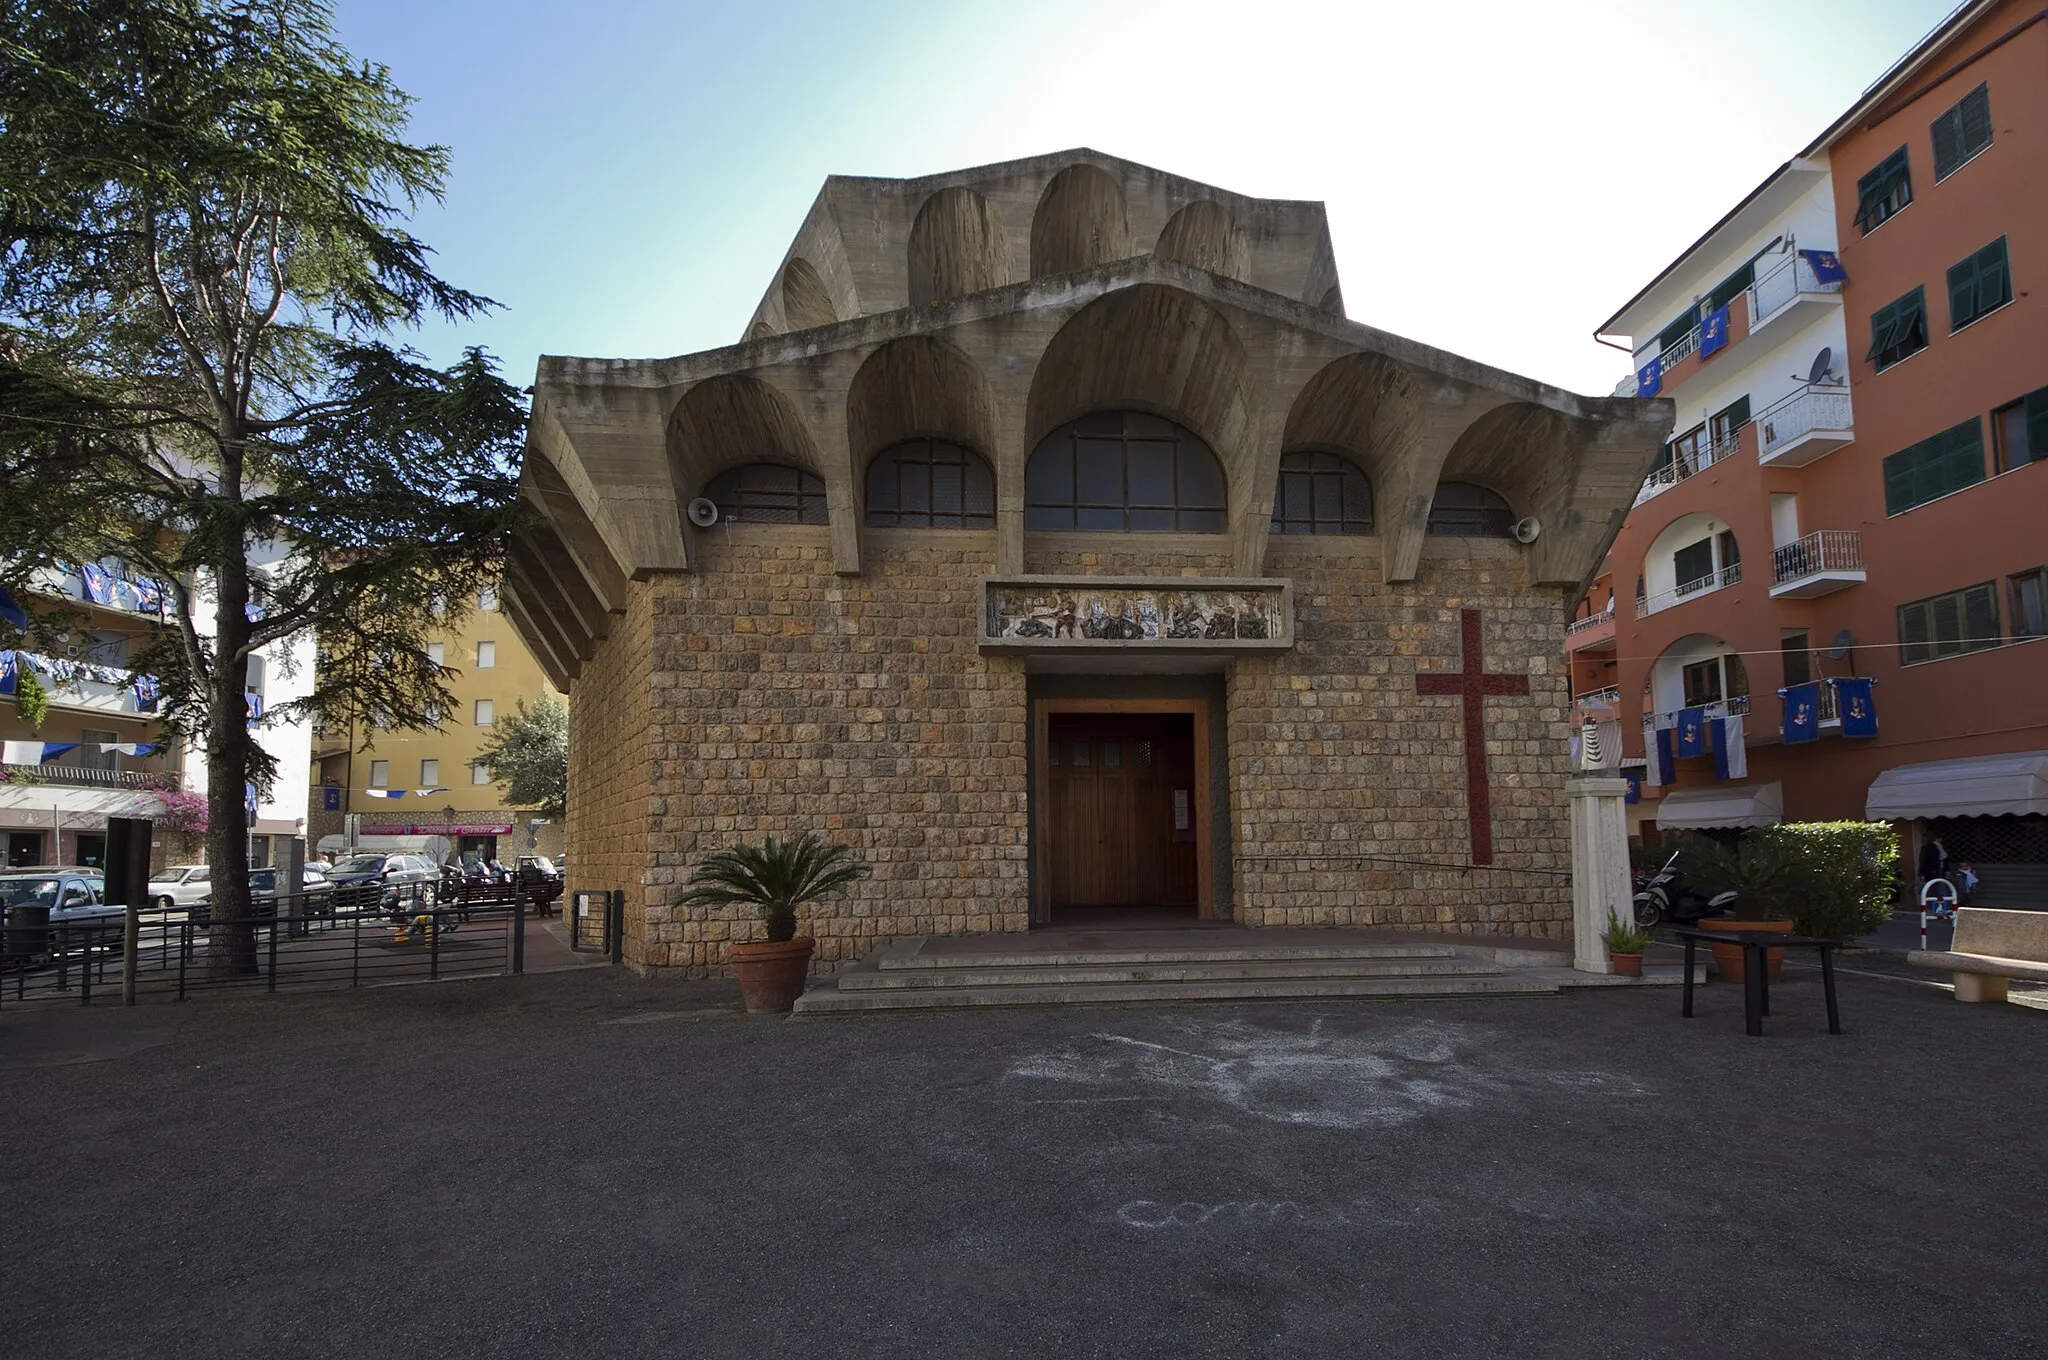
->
(1906, 907, 2048, 1003)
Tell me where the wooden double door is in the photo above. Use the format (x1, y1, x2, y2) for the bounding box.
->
(1043, 713, 1199, 912)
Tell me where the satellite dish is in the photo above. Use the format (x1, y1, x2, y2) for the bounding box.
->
(1823, 628, 1853, 660)
(1511, 516, 1542, 544)
(686, 498, 721, 529)
(1807, 347, 1834, 384)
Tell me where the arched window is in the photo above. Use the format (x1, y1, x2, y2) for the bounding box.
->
(865, 439, 995, 528)
(1426, 482, 1514, 537)
(1270, 451, 1372, 535)
(701, 463, 827, 524)
(1024, 411, 1226, 532)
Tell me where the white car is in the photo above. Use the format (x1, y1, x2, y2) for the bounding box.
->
(147, 864, 212, 910)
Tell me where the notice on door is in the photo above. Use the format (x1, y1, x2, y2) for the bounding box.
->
(1173, 788, 1192, 837)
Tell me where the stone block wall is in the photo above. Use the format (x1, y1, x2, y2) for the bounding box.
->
(566, 577, 655, 956)
(642, 528, 1029, 977)
(1229, 538, 1575, 938)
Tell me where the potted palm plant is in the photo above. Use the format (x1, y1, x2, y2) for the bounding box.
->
(676, 832, 868, 1012)
(1602, 916, 1654, 977)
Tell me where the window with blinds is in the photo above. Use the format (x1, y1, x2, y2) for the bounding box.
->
(1897, 581, 2000, 666)
(1993, 386, 2048, 472)
(1947, 237, 2011, 331)
(1883, 418, 1984, 515)
(1867, 286, 1928, 372)
(1853, 147, 1912, 234)
(1931, 83, 1992, 181)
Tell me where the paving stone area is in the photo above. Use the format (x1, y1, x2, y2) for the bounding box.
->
(2, 970, 2042, 1358)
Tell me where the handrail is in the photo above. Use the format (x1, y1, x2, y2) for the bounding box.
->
(0, 763, 176, 790)
(1638, 562, 1742, 617)
(1758, 384, 1854, 457)
(1772, 530, 1863, 583)
(1747, 250, 1844, 327)
(1641, 694, 1752, 729)
(1567, 609, 1615, 636)
(1634, 427, 1746, 506)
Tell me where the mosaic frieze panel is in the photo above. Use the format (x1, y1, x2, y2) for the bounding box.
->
(980, 576, 1291, 651)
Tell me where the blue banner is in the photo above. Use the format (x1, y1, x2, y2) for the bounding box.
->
(0, 650, 14, 696)
(0, 589, 25, 632)
(244, 782, 258, 819)
(1653, 727, 1676, 785)
(1699, 305, 1729, 359)
(1835, 677, 1878, 737)
(1635, 354, 1663, 398)
(1781, 682, 1822, 744)
(323, 786, 342, 811)
(79, 562, 115, 605)
(1676, 707, 1707, 758)
(133, 578, 163, 615)
(1624, 771, 1641, 804)
(1711, 718, 1730, 780)
(132, 674, 159, 712)
(1800, 248, 1848, 284)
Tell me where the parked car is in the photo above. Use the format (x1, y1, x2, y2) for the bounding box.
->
(147, 864, 212, 911)
(1, 868, 118, 963)
(192, 865, 338, 921)
(324, 852, 440, 910)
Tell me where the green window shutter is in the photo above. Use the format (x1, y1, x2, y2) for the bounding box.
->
(1898, 601, 1930, 666)
(1708, 264, 1753, 312)
(1932, 107, 1963, 179)
(1883, 446, 1915, 515)
(1963, 582, 2000, 651)
(1949, 255, 1977, 326)
(1944, 419, 1986, 497)
(2023, 387, 2048, 465)
(1962, 85, 1992, 157)
(1931, 593, 1963, 656)
(1866, 301, 1896, 362)
(1978, 238, 2010, 314)
(1723, 395, 1750, 428)
(1658, 312, 1696, 352)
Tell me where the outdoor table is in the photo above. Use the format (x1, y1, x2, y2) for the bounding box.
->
(1671, 926, 1844, 1037)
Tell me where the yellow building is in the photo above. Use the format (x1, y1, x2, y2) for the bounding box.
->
(310, 586, 565, 864)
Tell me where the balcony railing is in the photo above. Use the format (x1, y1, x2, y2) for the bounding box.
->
(1747, 251, 1844, 329)
(27, 562, 172, 620)
(7, 650, 159, 716)
(1642, 694, 1751, 730)
(0, 763, 178, 790)
(1758, 384, 1854, 461)
(1638, 562, 1742, 617)
(1566, 609, 1615, 637)
(1634, 429, 1744, 506)
(1772, 530, 1863, 584)
(1575, 684, 1622, 707)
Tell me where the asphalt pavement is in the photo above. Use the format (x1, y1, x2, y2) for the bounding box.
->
(2, 967, 2043, 1358)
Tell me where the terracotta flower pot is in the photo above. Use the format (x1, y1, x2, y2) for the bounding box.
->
(1610, 951, 1643, 977)
(729, 936, 815, 1013)
(1708, 920, 1792, 984)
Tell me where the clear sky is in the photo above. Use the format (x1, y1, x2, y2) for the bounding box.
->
(330, 0, 1961, 397)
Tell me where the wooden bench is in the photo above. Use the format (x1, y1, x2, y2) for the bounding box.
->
(1906, 907, 2048, 1003)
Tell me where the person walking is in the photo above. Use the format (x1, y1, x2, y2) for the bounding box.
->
(1917, 834, 1948, 888)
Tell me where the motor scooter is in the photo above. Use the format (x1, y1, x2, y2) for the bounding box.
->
(1633, 850, 1738, 928)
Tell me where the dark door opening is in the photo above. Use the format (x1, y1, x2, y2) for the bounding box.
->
(1044, 712, 1198, 923)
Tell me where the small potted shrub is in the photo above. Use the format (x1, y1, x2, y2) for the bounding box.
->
(1602, 916, 1654, 977)
(676, 832, 868, 1013)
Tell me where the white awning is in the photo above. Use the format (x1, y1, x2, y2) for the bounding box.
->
(1655, 782, 1783, 830)
(1865, 750, 2048, 821)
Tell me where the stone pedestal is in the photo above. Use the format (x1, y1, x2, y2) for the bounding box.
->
(1568, 776, 1634, 974)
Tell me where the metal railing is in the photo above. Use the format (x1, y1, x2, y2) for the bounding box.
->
(1638, 562, 1742, 617)
(1566, 609, 1615, 637)
(0, 883, 546, 1009)
(1772, 530, 1864, 584)
(1758, 384, 1853, 458)
(1634, 429, 1745, 506)
(0, 763, 177, 790)
(1642, 694, 1752, 730)
(1747, 251, 1844, 327)
(1575, 684, 1622, 707)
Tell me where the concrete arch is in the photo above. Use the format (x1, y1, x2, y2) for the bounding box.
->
(744, 319, 776, 342)
(667, 373, 824, 508)
(779, 257, 839, 332)
(847, 336, 1000, 474)
(1030, 164, 1132, 278)
(1154, 200, 1250, 283)
(907, 187, 1014, 308)
(1316, 285, 1345, 317)
(1267, 352, 1421, 573)
(1439, 400, 1599, 585)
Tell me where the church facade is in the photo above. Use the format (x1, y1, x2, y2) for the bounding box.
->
(504, 151, 1671, 976)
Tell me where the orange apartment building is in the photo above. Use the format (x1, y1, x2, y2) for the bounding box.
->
(1579, 0, 2048, 905)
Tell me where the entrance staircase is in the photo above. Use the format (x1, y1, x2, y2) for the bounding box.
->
(793, 927, 1648, 1015)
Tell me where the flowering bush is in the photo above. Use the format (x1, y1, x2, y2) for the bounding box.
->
(156, 787, 209, 835)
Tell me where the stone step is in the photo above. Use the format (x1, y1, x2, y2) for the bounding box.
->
(876, 943, 1463, 971)
(792, 972, 1560, 1015)
(838, 956, 1503, 991)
